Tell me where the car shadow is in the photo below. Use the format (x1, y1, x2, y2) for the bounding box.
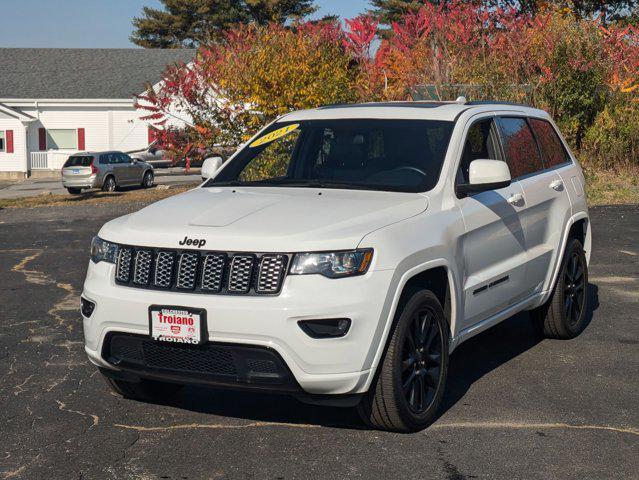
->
(143, 283, 600, 431)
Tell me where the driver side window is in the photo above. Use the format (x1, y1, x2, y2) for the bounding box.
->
(458, 118, 501, 184)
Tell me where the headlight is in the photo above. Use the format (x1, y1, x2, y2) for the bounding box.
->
(90, 236, 119, 264)
(289, 249, 373, 278)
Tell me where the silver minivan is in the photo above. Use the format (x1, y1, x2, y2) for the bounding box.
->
(61, 151, 154, 194)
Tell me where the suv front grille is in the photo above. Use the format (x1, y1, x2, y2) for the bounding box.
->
(115, 246, 288, 295)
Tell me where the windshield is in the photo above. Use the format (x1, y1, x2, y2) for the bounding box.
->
(64, 156, 94, 167)
(206, 119, 454, 192)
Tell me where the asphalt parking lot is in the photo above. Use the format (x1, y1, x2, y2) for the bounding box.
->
(0, 202, 637, 480)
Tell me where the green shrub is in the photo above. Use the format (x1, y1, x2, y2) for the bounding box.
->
(582, 101, 639, 170)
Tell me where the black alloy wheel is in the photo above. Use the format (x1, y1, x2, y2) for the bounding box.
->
(401, 307, 443, 414)
(563, 249, 586, 328)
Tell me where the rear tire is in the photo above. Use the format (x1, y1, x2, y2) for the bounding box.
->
(142, 170, 154, 188)
(101, 176, 116, 193)
(102, 371, 182, 401)
(357, 289, 449, 432)
(67, 187, 82, 195)
(531, 238, 588, 339)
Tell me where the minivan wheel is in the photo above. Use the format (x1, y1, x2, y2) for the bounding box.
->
(102, 372, 182, 401)
(142, 170, 154, 188)
(357, 289, 449, 433)
(531, 238, 588, 339)
(67, 187, 82, 195)
(102, 176, 116, 193)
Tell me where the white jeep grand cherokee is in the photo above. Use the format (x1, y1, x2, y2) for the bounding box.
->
(83, 101, 591, 432)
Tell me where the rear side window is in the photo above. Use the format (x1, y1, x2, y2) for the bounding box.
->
(496, 117, 544, 178)
(63, 156, 93, 167)
(529, 118, 570, 168)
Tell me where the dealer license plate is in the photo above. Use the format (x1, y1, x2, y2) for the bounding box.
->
(72, 169, 80, 174)
(149, 306, 206, 345)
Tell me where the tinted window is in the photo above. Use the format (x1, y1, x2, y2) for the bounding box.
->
(63, 156, 93, 167)
(497, 117, 543, 178)
(458, 118, 502, 183)
(529, 118, 570, 168)
(210, 119, 455, 193)
(119, 153, 133, 164)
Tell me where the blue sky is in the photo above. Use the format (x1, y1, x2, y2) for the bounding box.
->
(0, 0, 370, 48)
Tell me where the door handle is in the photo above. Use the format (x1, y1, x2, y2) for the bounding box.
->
(507, 193, 524, 205)
(549, 179, 564, 191)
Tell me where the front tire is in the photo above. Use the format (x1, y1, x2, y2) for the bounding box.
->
(357, 289, 449, 432)
(142, 170, 154, 188)
(101, 176, 116, 193)
(531, 238, 588, 339)
(101, 371, 182, 401)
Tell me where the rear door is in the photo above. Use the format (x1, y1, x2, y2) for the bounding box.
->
(123, 153, 144, 183)
(456, 116, 531, 329)
(108, 153, 127, 184)
(523, 117, 574, 293)
(495, 116, 572, 296)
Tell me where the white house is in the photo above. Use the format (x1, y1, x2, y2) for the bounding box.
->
(0, 48, 194, 179)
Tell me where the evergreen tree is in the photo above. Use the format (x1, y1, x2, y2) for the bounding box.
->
(369, 0, 639, 26)
(131, 0, 317, 48)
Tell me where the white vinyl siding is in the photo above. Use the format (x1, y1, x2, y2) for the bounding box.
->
(47, 129, 77, 150)
(0, 119, 26, 173)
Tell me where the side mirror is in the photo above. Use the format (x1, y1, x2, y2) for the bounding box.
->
(201, 156, 223, 181)
(457, 159, 511, 196)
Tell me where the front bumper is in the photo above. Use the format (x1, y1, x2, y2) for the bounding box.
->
(82, 260, 394, 395)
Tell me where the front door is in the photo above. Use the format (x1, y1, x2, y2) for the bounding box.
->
(456, 117, 531, 329)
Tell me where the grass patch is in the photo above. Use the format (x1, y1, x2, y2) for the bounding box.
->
(583, 164, 639, 206)
(0, 184, 199, 209)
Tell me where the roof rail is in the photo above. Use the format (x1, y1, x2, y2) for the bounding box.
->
(464, 100, 532, 108)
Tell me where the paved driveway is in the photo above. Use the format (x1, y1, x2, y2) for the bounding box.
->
(0, 203, 637, 480)
(0, 169, 200, 199)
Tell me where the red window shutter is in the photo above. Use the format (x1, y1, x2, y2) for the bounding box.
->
(78, 128, 86, 150)
(148, 126, 156, 145)
(6, 130, 14, 153)
(38, 128, 46, 150)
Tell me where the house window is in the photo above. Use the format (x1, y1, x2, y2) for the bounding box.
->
(47, 129, 77, 150)
(0, 131, 4, 152)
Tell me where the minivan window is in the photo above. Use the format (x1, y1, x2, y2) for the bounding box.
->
(63, 156, 93, 167)
(529, 118, 570, 168)
(208, 119, 455, 193)
(496, 117, 544, 178)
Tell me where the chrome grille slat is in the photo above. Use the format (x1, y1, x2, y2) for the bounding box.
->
(133, 250, 153, 286)
(257, 255, 287, 293)
(176, 252, 199, 290)
(115, 248, 133, 283)
(154, 251, 175, 288)
(228, 255, 255, 293)
(114, 247, 286, 295)
(201, 254, 226, 292)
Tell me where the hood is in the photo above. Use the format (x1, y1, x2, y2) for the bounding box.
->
(99, 186, 428, 252)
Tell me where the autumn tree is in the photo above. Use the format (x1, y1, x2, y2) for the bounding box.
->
(131, 0, 317, 48)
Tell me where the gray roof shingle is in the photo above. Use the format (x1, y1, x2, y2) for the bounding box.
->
(0, 48, 195, 99)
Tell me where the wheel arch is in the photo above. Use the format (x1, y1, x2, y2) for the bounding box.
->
(363, 259, 460, 392)
(102, 173, 116, 186)
(542, 212, 591, 306)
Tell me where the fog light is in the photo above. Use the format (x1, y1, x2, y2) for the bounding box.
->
(81, 297, 95, 317)
(298, 318, 351, 339)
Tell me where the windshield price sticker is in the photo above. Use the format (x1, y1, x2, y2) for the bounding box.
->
(249, 124, 300, 148)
